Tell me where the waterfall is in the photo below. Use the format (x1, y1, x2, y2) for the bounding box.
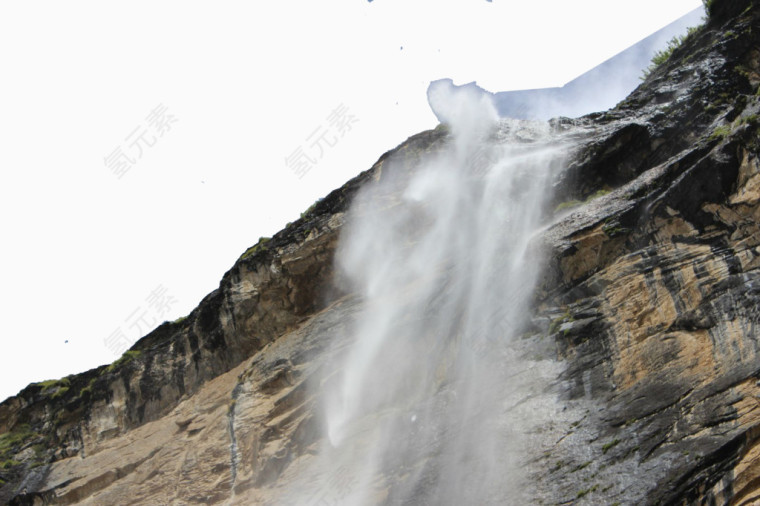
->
(298, 80, 573, 505)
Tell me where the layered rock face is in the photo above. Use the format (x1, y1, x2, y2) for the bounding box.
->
(3, 1, 760, 504)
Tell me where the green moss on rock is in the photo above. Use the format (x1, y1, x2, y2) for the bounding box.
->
(106, 350, 142, 373)
(0, 424, 37, 464)
(239, 236, 270, 261)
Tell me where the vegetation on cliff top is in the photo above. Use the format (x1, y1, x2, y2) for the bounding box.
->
(641, 25, 701, 80)
(703, 0, 717, 17)
(640, 0, 728, 80)
(239, 236, 270, 261)
(106, 350, 142, 372)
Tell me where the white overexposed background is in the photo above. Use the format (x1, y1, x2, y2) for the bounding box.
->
(0, 0, 703, 402)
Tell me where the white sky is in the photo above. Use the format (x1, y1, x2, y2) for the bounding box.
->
(0, 0, 702, 402)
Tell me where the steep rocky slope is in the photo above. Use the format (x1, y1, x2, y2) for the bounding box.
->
(3, 1, 760, 504)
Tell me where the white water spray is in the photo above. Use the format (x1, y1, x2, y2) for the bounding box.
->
(299, 80, 571, 505)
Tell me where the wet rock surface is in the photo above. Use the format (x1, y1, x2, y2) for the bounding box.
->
(3, 1, 760, 504)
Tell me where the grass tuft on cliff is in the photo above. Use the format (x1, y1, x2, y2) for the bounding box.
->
(106, 350, 142, 372)
(79, 377, 98, 398)
(239, 236, 270, 261)
(0, 424, 36, 463)
(36, 377, 70, 392)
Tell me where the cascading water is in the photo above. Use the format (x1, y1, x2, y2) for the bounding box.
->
(291, 80, 575, 505)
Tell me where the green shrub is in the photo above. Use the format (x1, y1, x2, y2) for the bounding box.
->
(737, 114, 759, 127)
(549, 311, 573, 335)
(36, 379, 59, 390)
(709, 124, 732, 141)
(0, 424, 36, 461)
(36, 377, 71, 393)
(703, 0, 716, 17)
(239, 236, 270, 261)
(31, 444, 46, 458)
(641, 26, 700, 79)
(0, 459, 20, 470)
(79, 378, 97, 398)
(300, 198, 323, 219)
(50, 387, 69, 400)
(107, 350, 142, 372)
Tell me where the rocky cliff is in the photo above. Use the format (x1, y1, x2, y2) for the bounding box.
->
(3, 1, 760, 504)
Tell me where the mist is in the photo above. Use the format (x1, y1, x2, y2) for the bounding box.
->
(283, 80, 579, 504)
